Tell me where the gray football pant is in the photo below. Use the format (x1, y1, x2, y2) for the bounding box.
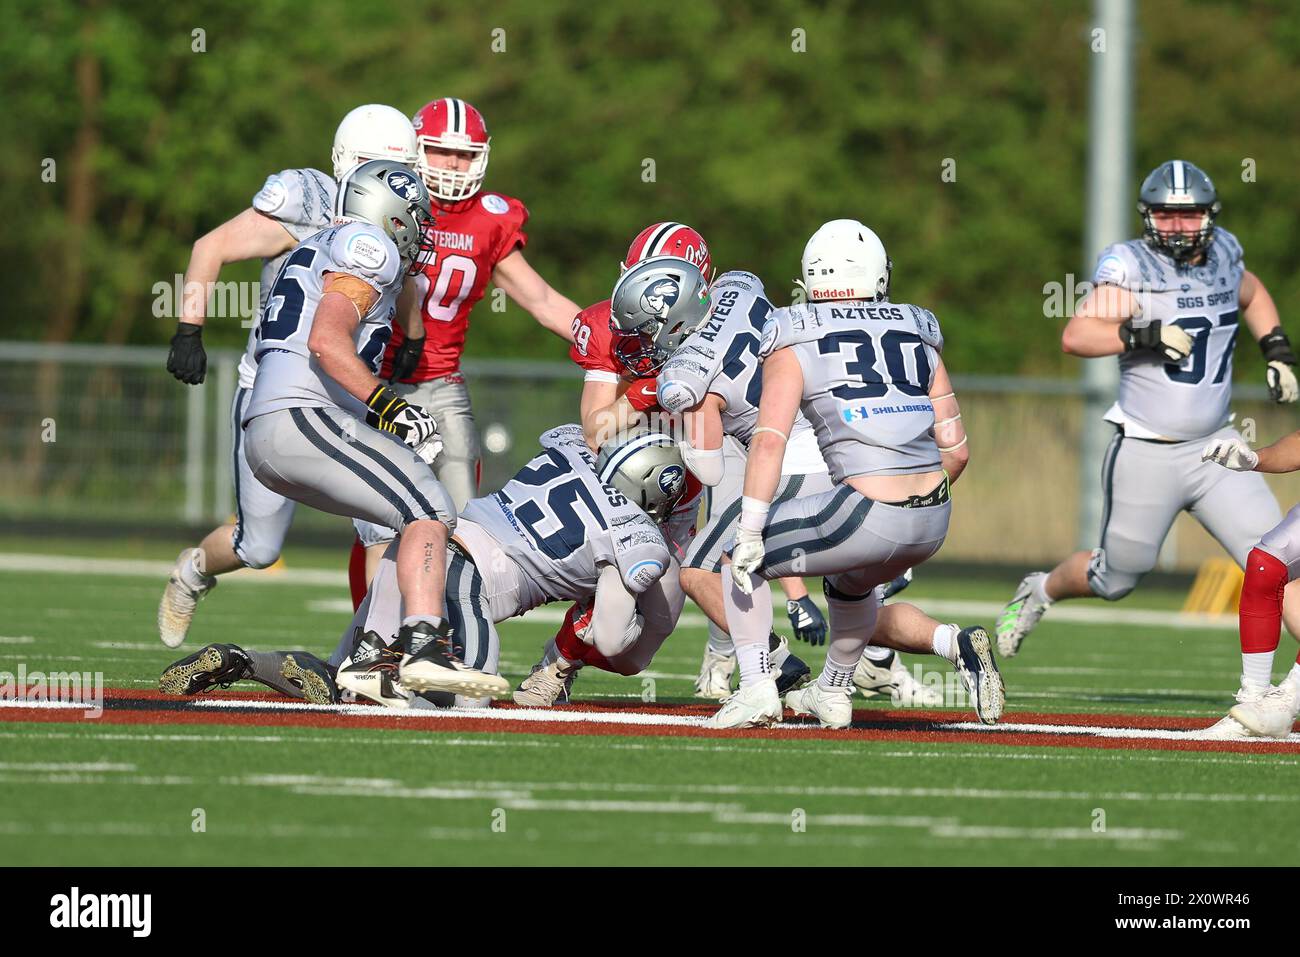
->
(243, 407, 456, 535)
(229, 387, 297, 569)
(742, 483, 951, 595)
(1087, 426, 1282, 600)
(354, 375, 479, 547)
(1256, 505, 1300, 580)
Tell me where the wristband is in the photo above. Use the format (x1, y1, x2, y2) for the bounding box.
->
(1259, 327, 1296, 365)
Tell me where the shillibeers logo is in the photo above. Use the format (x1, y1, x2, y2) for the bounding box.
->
(49, 887, 151, 937)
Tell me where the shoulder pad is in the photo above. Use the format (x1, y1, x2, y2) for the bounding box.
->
(907, 305, 943, 351)
(759, 304, 821, 357)
(1093, 242, 1138, 288)
(538, 424, 586, 452)
(711, 270, 764, 294)
(327, 222, 400, 289)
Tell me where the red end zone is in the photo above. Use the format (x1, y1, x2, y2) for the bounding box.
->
(1, 687, 1296, 755)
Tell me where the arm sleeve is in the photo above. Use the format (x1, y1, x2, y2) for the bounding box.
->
(611, 514, 672, 594)
(656, 350, 711, 414)
(588, 563, 643, 658)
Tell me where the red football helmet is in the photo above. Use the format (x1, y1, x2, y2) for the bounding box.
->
(623, 222, 712, 279)
(411, 98, 491, 202)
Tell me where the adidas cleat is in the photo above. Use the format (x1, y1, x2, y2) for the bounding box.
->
(996, 572, 1051, 658)
(953, 626, 1004, 725)
(280, 653, 341, 706)
(705, 678, 783, 729)
(398, 620, 511, 699)
(157, 548, 216, 649)
(336, 631, 411, 709)
(159, 643, 251, 696)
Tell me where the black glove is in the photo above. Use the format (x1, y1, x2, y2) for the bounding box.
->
(365, 384, 438, 448)
(389, 335, 425, 383)
(1119, 318, 1192, 363)
(167, 322, 207, 384)
(786, 597, 827, 646)
(880, 568, 914, 600)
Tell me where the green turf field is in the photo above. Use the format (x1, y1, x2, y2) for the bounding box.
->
(1, 537, 1297, 866)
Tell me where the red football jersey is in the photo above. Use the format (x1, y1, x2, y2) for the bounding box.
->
(383, 191, 529, 381)
(567, 299, 623, 380)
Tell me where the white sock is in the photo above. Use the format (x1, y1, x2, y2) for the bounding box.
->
(1031, 574, 1052, 605)
(1242, 652, 1274, 690)
(1287, 661, 1300, 688)
(402, 615, 444, 629)
(707, 624, 735, 656)
(180, 551, 208, 589)
(736, 643, 771, 685)
(932, 623, 959, 663)
(818, 655, 857, 691)
(862, 644, 892, 663)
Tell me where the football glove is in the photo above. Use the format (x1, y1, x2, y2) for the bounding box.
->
(1260, 327, 1299, 403)
(730, 525, 766, 595)
(1201, 437, 1258, 472)
(625, 379, 659, 412)
(365, 385, 440, 450)
(166, 322, 207, 384)
(388, 335, 425, 384)
(786, 596, 827, 646)
(880, 567, 914, 600)
(1120, 319, 1192, 363)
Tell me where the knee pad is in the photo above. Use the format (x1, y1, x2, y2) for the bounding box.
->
(235, 537, 282, 571)
(823, 576, 875, 603)
(1085, 548, 1138, 602)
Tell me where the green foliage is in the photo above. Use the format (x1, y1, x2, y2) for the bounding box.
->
(2, 0, 1297, 377)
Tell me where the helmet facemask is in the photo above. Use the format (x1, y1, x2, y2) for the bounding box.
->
(1138, 203, 1219, 263)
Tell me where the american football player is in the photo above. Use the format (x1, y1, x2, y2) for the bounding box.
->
(710, 219, 1004, 729)
(1202, 430, 1300, 737)
(350, 98, 583, 596)
(157, 104, 419, 651)
(240, 159, 505, 700)
(995, 161, 1300, 705)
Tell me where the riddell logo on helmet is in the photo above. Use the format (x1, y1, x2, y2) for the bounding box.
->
(811, 287, 860, 300)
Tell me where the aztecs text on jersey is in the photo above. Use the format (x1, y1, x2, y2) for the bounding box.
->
(382, 191, 529, 382)
(243, 221, 403, 424)
(1094, 229, 1246, 440)
(761, 299, 943, 481)
(459, 425, 672, 603)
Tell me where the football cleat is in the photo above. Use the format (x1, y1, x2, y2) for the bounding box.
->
(1228, 678, 1300, 739)
(785, 683, 854, 729)
(157, 548, 216, 648)
(704, 678, 783, 729)
(280, 653, 341, 706)
(853, 650, 944, 707)
(786, 597, 827, 645)
(398, 620, 511, 699)
(1201, 715, 1257, 740)
(159, 643, 251, 696)
(996, 572, 1051, 658)
(953, 626, 1005, 725)
(694, 647, 735, 700)
(512, 656, 580, 707)
(335, 631, 411, 709)
(770, 632, 812, 695)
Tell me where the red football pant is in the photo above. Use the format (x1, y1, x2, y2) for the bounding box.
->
(1240, 547, 1288, 656)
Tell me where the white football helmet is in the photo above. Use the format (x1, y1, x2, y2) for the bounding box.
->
(331, 104, 420, 180)
(797, 219, 892, 302)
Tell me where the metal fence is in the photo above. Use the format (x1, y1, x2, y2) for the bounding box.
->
(3, 340, 1298, 570)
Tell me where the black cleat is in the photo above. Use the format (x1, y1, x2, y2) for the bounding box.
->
(770, 631, 812, 694)
(159, 643, 252, 696)
(335, 631, 410, 709)
(280, 653, 341, 705)
(397, 620, 510, 698)
(953, 626, 1005, 725)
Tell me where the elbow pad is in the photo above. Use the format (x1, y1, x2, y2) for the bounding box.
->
(680, 441, 724, 486)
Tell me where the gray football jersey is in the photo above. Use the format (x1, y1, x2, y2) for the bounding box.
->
(1094, 229, 1246, 440)
(237, 168, 338, 389)
(657, 270, 816, 448)
(242, 221, 402, 423)
(459, 425, 672, 603)
(760, 300, 942, 480)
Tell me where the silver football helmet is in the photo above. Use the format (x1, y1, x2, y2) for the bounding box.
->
(597, 428, 688, 523)
(1136, 159, 1221, 263)
(334, 159, 435, 274)
(608, 256, 711, 377)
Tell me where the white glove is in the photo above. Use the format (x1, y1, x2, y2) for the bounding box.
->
(1201, 437, 1258, 471)
(390, 403, 439, 449)
(1267, 361, 1299, 403)
(730, 525, 766, 595)
(1160, 324, 1194, 362)
(412, 434, 444, 466)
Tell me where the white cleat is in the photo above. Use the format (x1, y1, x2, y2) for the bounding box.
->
(705, 678, 783, 729)
(996, 572, 1051, 659)
(694, 647, 736, 700)
(785, 683, 854, 729)
(1229, 678, 1300, 740)
(157, 548, 215, 649)
(852, 651, 943, 707)
(1201, 714, 1256, 740)
(513, 657, 579, 707)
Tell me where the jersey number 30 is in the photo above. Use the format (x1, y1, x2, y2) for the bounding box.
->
(817, 330, 932, 399)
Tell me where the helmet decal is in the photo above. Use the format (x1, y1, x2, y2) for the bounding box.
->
(384, 170, 423, 202)
(640, 278, 681, 317)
